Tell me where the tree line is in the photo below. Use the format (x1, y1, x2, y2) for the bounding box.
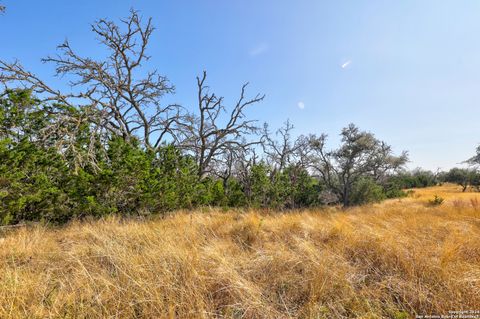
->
(0, 10, 477, 225)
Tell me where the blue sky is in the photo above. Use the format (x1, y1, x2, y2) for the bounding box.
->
(1, 1, 479, 170)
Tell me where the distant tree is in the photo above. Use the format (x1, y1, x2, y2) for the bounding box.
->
(391, 168, 438, 189)
(309, 124, 408, 206)
(470, 171, 480, 191)
(444, 167, 479, 192)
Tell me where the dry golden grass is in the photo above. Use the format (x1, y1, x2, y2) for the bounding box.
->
(0, 184, 479, 318)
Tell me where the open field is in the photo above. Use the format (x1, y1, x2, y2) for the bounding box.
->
(0, 184, 479, 318)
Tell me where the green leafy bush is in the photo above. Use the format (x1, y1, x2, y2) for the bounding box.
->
(350, 177, 386, 205)
(428, 195, 444, 206)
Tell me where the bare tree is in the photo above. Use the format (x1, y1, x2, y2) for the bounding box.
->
(212, 146, 240, 189)
(233, 147, 260, 200)
(178, 71, 264, 179)
(309, 124, 408, 206)
(260, 120, 318, 208)
(262, 120, 313, 172)
(0, 9, 180, 152)
(262, 120, 294, 172)
(212, 145, 257, 196)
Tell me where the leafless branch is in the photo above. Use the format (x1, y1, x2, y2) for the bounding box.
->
(177, 71, 264, 179)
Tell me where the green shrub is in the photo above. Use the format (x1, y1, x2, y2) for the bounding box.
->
(428, 195, 444, 206)
(350, 177, 386, 205)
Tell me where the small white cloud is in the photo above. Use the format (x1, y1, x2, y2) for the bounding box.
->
(249, 43, 269, 57)
(341, 60, 352, 69)
(297, 101, 305, 110)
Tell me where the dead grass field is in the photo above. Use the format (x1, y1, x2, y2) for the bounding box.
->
(0, 184, 479, 318)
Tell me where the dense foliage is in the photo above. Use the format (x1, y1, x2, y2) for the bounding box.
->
(388, 169, 439, 189)
(0, 90, 415, 224)
(442, 167, 480, 192)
